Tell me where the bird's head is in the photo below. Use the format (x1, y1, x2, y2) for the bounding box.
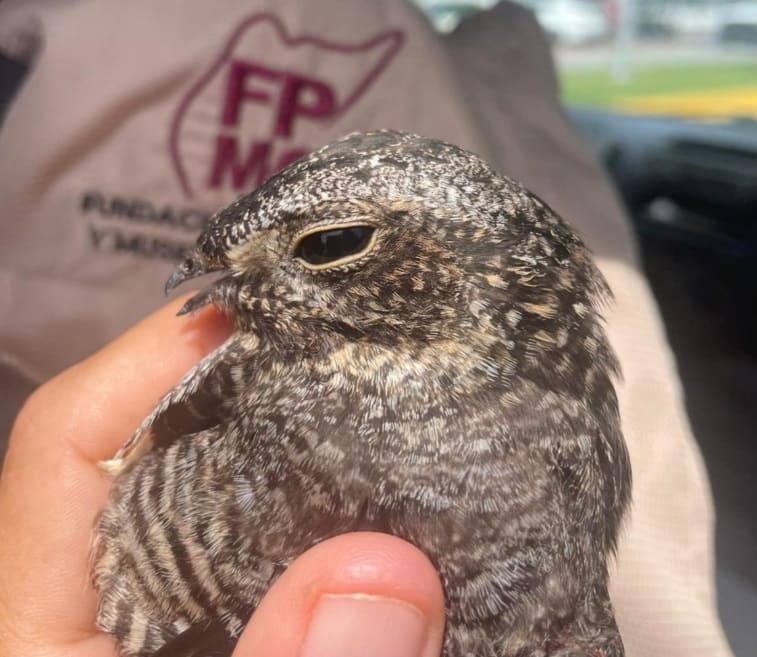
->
(167, 131, 613, 387)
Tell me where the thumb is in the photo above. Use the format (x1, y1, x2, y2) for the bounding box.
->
(233, 532, 446, 657)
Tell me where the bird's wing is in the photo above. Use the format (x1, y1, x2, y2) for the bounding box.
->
(151, 621, 236, 657)
(100, 336, 243, 475)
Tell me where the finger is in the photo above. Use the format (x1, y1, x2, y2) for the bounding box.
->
(0, 296, 232, 648)
(6, 294, 231, 469)
(233, 532, 446, 657)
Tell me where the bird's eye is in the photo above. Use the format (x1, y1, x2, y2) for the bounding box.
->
(294, 224, 376, 269)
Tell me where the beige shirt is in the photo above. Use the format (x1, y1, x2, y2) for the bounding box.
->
(0, 1, 733, 655)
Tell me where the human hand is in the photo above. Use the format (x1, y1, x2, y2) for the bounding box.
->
(0, 298, 445, 657)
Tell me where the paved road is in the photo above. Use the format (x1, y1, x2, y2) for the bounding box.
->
(554, 37, 757, 70)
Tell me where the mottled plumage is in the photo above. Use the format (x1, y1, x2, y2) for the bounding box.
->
(92, 131, 631, 657)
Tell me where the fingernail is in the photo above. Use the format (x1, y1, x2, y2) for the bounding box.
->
(301, 594, 429, 657)
(198, 306, 233, 350)
(183, 304, 232, 354)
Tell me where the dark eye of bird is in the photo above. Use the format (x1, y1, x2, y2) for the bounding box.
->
(295, 225, 375, 266)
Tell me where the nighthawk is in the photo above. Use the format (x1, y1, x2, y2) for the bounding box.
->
(92, 130, 631, 657)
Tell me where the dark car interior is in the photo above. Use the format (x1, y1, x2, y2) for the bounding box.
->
(571, 106, 757, 657)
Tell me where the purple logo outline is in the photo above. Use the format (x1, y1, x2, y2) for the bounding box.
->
(168, 12, 405, 198)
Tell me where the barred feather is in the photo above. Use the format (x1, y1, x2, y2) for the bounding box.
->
(92, 131, 630, 657)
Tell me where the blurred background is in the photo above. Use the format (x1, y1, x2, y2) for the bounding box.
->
(416, 1, 757, 655)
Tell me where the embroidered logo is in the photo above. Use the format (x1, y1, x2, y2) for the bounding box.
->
(169, 13, 404, 198)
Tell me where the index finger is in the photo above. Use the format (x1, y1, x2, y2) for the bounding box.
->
(6, 295, 231, 469)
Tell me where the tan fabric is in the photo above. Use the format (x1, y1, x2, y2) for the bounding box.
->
(0, 1, 733, 655)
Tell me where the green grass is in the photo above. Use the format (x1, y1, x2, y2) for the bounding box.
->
(560, 61, 757, 107)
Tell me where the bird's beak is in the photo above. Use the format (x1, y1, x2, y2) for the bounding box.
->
(165, 268, 192, 295)
(165, 252, 221, 316)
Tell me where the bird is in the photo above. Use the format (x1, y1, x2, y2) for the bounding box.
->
(91, 130, 631, 657)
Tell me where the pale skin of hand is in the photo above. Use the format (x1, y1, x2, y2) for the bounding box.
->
(0, 297, 445, 657)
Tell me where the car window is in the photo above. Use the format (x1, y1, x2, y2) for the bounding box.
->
(415, 0, 757, 122)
